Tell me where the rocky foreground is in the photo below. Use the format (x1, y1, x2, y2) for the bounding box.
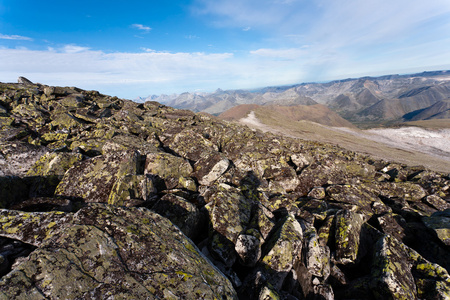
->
(0, 78, 449, 299)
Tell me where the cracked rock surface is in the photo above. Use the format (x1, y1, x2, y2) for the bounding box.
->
(0, 204, 236, 299)
(0, 79, 449, 299)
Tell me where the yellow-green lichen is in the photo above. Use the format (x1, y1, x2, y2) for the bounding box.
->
(175, 271, 193, 281)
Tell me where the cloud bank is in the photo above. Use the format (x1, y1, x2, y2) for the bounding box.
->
(1, 47, 297, 98)
(2, 0, 450, 98)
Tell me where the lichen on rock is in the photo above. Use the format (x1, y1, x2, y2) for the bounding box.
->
(0, 204, 237, 299)
(27, 152, 84, 177)
(334, 210, 367, 264)
(107, 174, 156, 206)
(370, 235, 418, 300)
(0, 81, 450, 299)
(55, 150, 141, 203)
(422, 210, 450, 247)
(260, 214, 303, 288)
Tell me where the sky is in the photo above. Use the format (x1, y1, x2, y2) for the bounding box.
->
(1, 0, 450, 99)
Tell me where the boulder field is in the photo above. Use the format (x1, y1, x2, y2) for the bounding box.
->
(0, 78, 449, 299)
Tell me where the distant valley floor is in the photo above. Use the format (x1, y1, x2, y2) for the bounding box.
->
(237, 111, 450, 173)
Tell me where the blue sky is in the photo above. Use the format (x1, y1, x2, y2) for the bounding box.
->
(1, 0, 450, 98)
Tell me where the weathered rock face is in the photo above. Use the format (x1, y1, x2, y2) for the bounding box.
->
(26, 152, 84, 177)
(0, 79, 449, 299)
(423, 210, 450, 247)
(55, 150, 140, 203)
(260, 214, 303, 288)
(334, 210, 367, 264)
(371, 234, 418, 299)
(0, 204, 237, 299)
(0, 142, 48, 177)
(108, 174, 156, 206)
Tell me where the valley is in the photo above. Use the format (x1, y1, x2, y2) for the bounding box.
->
(233, 109, 450, 173)
(140, 70, 450, 129)
(139, 70, 450, 173)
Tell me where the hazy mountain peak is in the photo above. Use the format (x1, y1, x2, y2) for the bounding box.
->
(138, 70, 450, 127)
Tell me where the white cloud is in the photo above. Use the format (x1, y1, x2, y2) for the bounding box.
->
(193, 0, 315, 30)
(63, 45, 90, 53)
(309, 0, 450, 48)
(193, 0, 450, 81)
(15, 46, 29, 50)
(0, 34, 33, 41)
(3, 0, 450, 99)
(141, 48, 156, 53)
(0, 45, 314, 98)
(250, 48, 306, 60)
(242, 27, 251, 31)
(131, 24, 152, 32)
(0, 48, 244, 97)
(1, 38, 449, 99)
(195, 0, 450, 41)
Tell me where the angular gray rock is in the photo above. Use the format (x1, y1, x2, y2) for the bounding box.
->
(370, 235, 417, 300)
(260, 214, 303, 288)
(17, 77, 33, 85)
(144, 152, 193, 189)
(194, 152, 230, 186)
(422, 210, 450, 247)
(1, 81, 450, 299)
(235, 233, 261, 267)
(204, 184, 253, 243)
(107, 174, 156, 206)
(0, 142, 48, 177)
(0, 204, 237, 299)
(334, 210, 366, 264)
(150, 193, 202, 239)
(55, 150, 140, 203)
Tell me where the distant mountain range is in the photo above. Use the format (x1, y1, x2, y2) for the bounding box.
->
(137, 70, 450, 128)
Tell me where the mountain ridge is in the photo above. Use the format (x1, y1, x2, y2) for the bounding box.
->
(139, 70, 450, 127)
(219, 103, 355, 128)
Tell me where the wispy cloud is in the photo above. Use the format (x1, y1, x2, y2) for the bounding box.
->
(63, 45, 90, 53)
(193, 0, 304, 28)
(193, 0, 450, 80)
(131, 24, 152, 32)
(2, 0, 450, 98)
(0, 47, 245, 97)
(0, 34, 33, 41)
(0, 44, 315, 98)
(141, 48, 156, 53)
(195, 0, 450, 39)
(308, 0, 450, 48)
(250, 48, 305, 60)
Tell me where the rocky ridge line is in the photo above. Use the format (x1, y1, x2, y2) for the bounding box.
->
(141, 71, 450, 126)
(0, 78, 449, 299)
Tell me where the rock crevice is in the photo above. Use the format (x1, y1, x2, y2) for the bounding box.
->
(0, 80, 449, 299)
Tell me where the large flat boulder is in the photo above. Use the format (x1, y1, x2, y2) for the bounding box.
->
(0, 204, 237, 299)
(55, 150, 140, 203)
